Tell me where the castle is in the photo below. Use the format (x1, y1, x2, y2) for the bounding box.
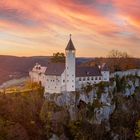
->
(29, 35, 109, 94)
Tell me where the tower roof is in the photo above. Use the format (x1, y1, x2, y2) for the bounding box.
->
(65, 34, 76, 51)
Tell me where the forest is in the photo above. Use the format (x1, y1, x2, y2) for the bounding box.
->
(0, 76, 140, 140)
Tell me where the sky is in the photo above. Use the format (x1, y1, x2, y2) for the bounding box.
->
(0, 0, 140, 57)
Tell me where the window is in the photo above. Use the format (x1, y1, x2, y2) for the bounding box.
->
(83, 78, 85, 81)
(87, 77, 89, 81)
(86, 72, 90, 75)
(99, 77, 101, 80)
(91, 77, 93, 80)
(95, 77, 97, 80)
(72, 85, 74, 88)
(63, 80, 65, 83)
(79, 78, 81, 81)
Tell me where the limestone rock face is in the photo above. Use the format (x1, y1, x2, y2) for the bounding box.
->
(45, 75, 140, 126)
(94, 104, 115, 124)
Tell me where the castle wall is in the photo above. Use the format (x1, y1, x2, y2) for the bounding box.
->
(45, 75, 61, 94)
(110, 69, 140, 78)
(76, 76, 103, 89)
(61, 70, 66, 92)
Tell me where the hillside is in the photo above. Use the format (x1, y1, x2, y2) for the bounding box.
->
(81, 57, 140, 72)
(0, 55, 50, 84)
(0, 55, 93, 85)
(0, 55, 140, 85)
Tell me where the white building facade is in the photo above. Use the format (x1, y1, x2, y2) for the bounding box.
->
(110, 69, 140, 78)
(29, 36, 110, 94)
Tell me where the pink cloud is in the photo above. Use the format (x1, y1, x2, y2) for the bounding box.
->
(0, 0, 139, 57)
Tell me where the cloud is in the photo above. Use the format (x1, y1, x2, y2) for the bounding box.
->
(112, 0, 140, 28)
(0, 0, 139, 57)
(0, 6, 38, 27)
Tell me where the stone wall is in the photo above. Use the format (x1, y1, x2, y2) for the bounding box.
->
(110, 69, 140, 78)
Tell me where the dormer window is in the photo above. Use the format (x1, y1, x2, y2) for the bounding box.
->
(86, 72, 90, 75)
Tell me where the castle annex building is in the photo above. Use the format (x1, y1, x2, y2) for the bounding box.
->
(29, 36, 109, 94)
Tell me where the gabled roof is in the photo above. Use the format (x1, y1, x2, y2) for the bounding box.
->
(44, 63, 102, 77)
(76, 66, 102, 77)
(45, 63, 65, 76)
(65, 36, 75, 51)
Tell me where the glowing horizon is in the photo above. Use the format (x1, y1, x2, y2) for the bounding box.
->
(0, 0, 140, 57)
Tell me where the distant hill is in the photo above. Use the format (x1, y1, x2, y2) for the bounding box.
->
(1, 55, 140, 85)
(81, 57, 140, 72)
(0, 55, 50, 84)
(0, 55, 93, 84)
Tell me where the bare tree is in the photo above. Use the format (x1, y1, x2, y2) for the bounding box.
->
(107, 50, 135, 72)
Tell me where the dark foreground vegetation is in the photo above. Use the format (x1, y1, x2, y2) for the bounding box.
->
(0, 78, 140, 140)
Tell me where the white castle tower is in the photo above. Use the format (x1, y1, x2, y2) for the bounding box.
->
(65, 34, 76, 92)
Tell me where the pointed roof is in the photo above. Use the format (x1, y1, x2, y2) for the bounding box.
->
(65, 34, 76, 51)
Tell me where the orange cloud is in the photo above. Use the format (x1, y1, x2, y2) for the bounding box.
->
(0, 0, 139, 57)
(113, 0, 140, 30)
